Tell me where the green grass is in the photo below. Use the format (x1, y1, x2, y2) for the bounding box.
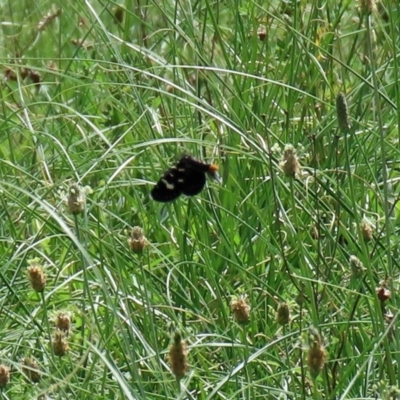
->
(1, 0, 400, 398)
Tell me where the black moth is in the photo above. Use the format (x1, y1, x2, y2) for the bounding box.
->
(151, 155, 219, 202)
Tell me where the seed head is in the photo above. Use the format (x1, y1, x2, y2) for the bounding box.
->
(67, 183, 85, 215)
(336, 93, 351, 132)
(0, 365, 10, 388)
(128, 226, 148, 253)
(279, 144, 300, 178)
(52, 330, 69, 357)
(27, 260, 46, 293)
(360, 218, 373, 241)
(22, 357, 41, 383)
(376, 283, 391, 302)
(307, 340, 326, 379)
(307, 328, 326, 379)
(349, 255, 365, 278)
(37, 8, 61, 32)
(276, 302, 290, 325)
(168, 332, 188, 380)
(360, 0, 376, 14)
(256, 26, 267, 41)
(230, 295, 251, 325)
(55, 312, 71, 333)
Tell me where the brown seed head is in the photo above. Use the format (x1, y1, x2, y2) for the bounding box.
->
(128, 226, 148, 253)
(0, 365, 10, 388)
(307, 340, 326, 379)
(336, 93, 351, 132)
(360, 0, 376, 14)
(168, 332, 188, 380)
(276, 302, 290, 325)
(37, 9, 61, 32)
(349, 255, 365, 278)
(360, 219, 373, 241)
(27, 262, 46, 293)
(67, 184, 85, 215)
(306, 327, 326, 379)
(22, 357, 41, 383)
(376, 285, 391, 302)
(257, 26, 267, 41)
(230, 295, 251, 325)
(56, 312, 71, 333)
(166, 84, 175, 93)
(52, 330, 69, 357)
(279, 144, 300, 178)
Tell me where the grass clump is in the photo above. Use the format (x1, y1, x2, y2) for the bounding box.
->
(0, 0, 400, 398)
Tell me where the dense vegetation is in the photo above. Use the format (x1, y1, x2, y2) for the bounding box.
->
(0, 0, 400, 398)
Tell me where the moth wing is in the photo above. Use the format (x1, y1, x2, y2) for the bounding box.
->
(181, 168, 206, 196)
(151, 167, 182, 202)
